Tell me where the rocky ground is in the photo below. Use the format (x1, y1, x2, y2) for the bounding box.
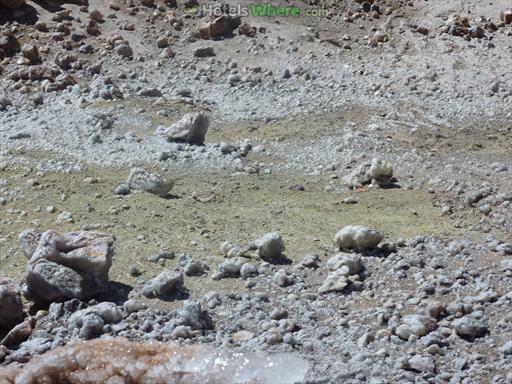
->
(0, 0, 511, 383)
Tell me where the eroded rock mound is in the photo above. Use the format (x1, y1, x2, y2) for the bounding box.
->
(0, 337, 308, 384)
(19, 229, 115, 303)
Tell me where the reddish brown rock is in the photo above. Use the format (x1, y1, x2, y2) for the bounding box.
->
(198, 15, 241, 39)
(502, 9, 512, 24)
(0, 277, 24, 330)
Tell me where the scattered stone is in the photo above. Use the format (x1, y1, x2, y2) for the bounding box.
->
(453, 316, 488, 341)
(116, 44, 133, 58)
(408, 355, 436, 373)
(21, 44, 40, 63)
(157, 37, 169, 48)
(499, 340, 512, 355)
(193, 46, 215, 57)
(301, 253, 320, 268)
(238, 23, 256, 37)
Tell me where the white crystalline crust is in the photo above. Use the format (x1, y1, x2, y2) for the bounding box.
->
(0, 337, 308, 384)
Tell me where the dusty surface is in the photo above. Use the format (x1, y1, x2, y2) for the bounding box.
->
(0, 0, 512, 382)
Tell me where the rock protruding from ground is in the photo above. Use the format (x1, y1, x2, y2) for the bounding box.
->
(0, 337, 308, 384)
(0, 277, 24, 330)
(369, 158, 394, 186)
(19, 229, 115, 303)
(0, 0, 25, 9)
(68, 302, 122, 339)
(158, 112, 209, 145)
(198, 15, 241, 39)
(334, 225, 383, 251)
(122, 168, 174, 197)
(343, 158, 394, 188)
(179, 300, 213, 330)
(255, 232, 285, 261)
(142, 270, 184, 299)
(0, 31, 20, 58)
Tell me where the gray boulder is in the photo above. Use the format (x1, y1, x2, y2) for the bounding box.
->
(142, 270, 184, 299)
(159, 112, 209, 145)
(255, 232, 285, 261)
(0, 277, 24, 330)
(26, 261, 105, 302)
(20, 229, 115, 303)
(179, 300, 213, 330)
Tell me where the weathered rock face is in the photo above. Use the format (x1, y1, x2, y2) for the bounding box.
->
(26, 261, 105, 302)
(0, 31, 21, 57)
(0, 0, 25, 9)
(126, 168, 174, 197)
(369, 158, 394, 186)
(158, 112, 209, 145)
(20, 229, 115, 303)
(318, 267, 350, 294)
(334, 225, 384, 251)
(198, 15, 241, 39)
(0, 337, 308, 384)
(0, 277, 24, 330)
(254, 232, 285, 261)
(142, 270, 184, 299)
(0, 317, 34, 349)
(343, 158, 394, 188)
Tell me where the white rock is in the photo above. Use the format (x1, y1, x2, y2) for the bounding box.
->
(369, 158, 393, 185)
(334, 225, 383, 251)
(255, 232, 285, 261)
(326, 254, 364, 275)
(318, 266, 350, 293)
(159, 112, 209, 145)
(126, 168, 174, 197)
